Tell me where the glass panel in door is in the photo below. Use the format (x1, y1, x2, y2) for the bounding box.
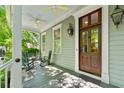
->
(90, 28, 99, 53)
(81, 31, 88, 52)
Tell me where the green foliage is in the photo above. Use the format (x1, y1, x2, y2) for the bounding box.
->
(22, 30, 40, 65)
(0, 6, 11, 87)
(0, 70, 5, 88)
(0, 6, 40, 87)
(0, 6, 40, 62)
(22, 30, 39, 51)
(23, 48, 39, 57)
(0, 6, 12, 61)
(28, 48, 39, 56)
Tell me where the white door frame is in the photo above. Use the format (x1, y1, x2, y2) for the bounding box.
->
(73, 5, 109, 84)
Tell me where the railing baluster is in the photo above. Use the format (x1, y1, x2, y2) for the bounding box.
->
(5, 68, 8, 88)
(0, 59, 13, 88)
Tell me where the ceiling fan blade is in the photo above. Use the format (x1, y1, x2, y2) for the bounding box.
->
(57, 6, 68, 11)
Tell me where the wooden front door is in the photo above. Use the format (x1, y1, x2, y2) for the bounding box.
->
(79, 8, 101, 76)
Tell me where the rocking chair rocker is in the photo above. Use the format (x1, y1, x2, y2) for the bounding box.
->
(40, 50, 52, 67)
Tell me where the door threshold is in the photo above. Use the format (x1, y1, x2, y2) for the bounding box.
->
(76, 70, 101, 80)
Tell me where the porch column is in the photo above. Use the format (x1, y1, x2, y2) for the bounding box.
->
(101, 5, 109, 84)
(10, 5, 22, 88)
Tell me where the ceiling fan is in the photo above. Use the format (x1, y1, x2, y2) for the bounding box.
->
(25, 13, 46, 28)
(42, 5, 69, 16)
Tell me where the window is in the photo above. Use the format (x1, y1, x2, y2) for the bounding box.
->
(41, 32, 46, 53)
(79, 8, 101, 29)
(91, 12, 99, 24)
(52, 24, 62, 54)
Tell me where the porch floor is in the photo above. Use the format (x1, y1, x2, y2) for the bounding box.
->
(23, 64, 115, 88)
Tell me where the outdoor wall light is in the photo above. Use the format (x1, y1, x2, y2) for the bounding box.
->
(67, 23, 73, 36)
(111, 5, 124, 28)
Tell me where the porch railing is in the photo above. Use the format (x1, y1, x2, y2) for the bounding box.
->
(0, 59, 13, 88)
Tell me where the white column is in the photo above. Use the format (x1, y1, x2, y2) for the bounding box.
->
(101, 5, 109, 84)
(10, 5, 22, 88)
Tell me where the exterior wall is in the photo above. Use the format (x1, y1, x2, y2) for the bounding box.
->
(40, 5, 124, 87)
(41, 16, 75, 71)
(46, 29, 52, 54)
(109, 5, 124, 87)
(42, 29, 52, 56)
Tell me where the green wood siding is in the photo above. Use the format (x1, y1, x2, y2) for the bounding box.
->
(109, 5, 124, 87)
(46, 29, 52, 54)
(41, 16, 75, 71)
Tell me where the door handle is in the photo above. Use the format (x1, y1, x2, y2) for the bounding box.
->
(15, 58, 20, 63)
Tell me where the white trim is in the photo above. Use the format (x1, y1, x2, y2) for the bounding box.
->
(0, 59, 13, 70)
(73, 5, 109, 84)
(52, 24, 62, 54)
(41, 32, 47, 36)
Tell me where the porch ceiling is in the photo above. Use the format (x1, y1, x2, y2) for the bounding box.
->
(22, 5, 81, 32)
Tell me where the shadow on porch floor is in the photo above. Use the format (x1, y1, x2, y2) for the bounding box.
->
(23, 64, 116, 88)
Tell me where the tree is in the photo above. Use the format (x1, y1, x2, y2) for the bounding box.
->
(0, 6, 40, 61)
(0, 6, 12, 61)
(0, 5, 40, 87)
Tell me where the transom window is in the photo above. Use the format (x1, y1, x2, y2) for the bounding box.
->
(79, 8, 101, 29)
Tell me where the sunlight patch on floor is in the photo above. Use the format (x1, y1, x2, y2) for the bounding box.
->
(45, 65, 63, 76)
(23, 65, 102, 88)
(49, 72, 101, 88)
